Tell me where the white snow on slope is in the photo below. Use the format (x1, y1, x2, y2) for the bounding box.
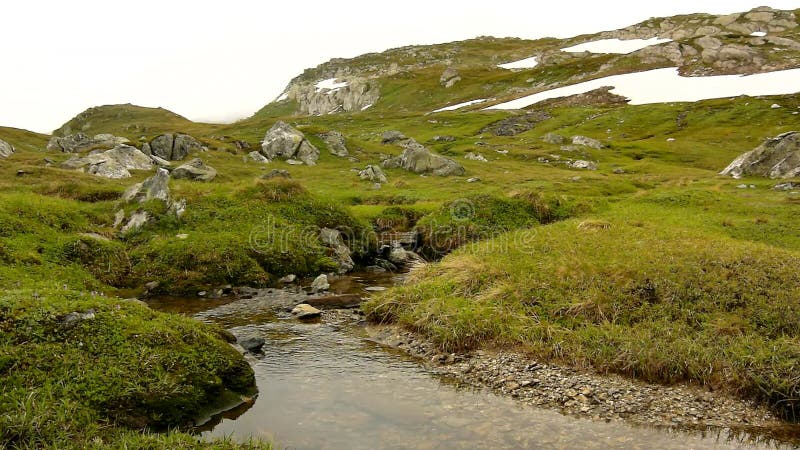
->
(486, 67, 800, 110)
(561, 37, 672, 54)
(315, 78, 349, 92)
(432, 98, 488, 113)
(276, 92, 288, 102)
(498, 56, 539, 70)
(751, 31, 767, 37)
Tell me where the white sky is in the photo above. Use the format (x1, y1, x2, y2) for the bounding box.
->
(1, 0, 798, 134)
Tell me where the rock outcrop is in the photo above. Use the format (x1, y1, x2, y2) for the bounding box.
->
(0, 139, 15, 158)
(440, 67, 461, 88)
(145, 133, 203, 161)
(721, 131, 800, 179)
(381, 132, 465, 176)
(61, 145, 153, 179)
(319, 228, 355, 274)
(285, 77, 379, 115)
(260, 121, 320, 165)
(572, 136, 605, 149)
(319, 131, 349, 157)
(358, 165, 388, 183)
(47, 133, 129, 153)
(172, 158, 217, 181)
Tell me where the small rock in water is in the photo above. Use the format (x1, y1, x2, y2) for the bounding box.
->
(310, 274, 330, 292)
(292, 303, 322, 320)
(364, 286, 387, 292)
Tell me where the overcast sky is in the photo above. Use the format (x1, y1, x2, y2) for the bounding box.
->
(2, 1, 798, 134)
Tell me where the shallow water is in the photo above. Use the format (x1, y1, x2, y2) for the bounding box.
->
(149, 273, 795, 450)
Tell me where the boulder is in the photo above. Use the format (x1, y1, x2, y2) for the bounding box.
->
(148, 133, 203, 161)
(260, 121, 319, 165)
(381, 130, 408, 144)
(382, 138, 465, 176)
(121, 211, 151, 233)
(171, 158, 217, 182)
(721, 131, 800, 179)
(440, 67, 462, 88)
(291, 303, 322, 320)
(47, 133, 128, 153)
(319, 131, 349, 157)
(233, 331, 265, 353)
(358, 165, 388, 183)
(0, 139, 15, 158)
(122, 168, 171, 203)
(61, 144, 153, 179)
(481, 111, 551, 136)
(248, 151, 270, 163)
(388, 245, 424, 266)
(310, 274, 330, 293)
(572, 136, 605, 149)
(568, 160, 598, 170)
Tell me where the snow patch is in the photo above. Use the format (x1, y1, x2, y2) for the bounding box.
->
(561, 37, 672, 54)
(361, 104, 373, 111)
(751, 31, 767, 37)
(498, 56, 539, 70)
(432, 99, 488, 113)
(486, 67, 800, 110)
(276, 92, 288, 102)
(315, 78, 349, 93)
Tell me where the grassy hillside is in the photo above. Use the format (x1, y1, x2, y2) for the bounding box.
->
(3, 7, 800, 445)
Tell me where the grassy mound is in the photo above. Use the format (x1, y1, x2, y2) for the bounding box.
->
(364, 203, 800, 419)
(0, 289, 264, 448)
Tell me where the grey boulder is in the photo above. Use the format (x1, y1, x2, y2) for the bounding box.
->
(261, 121, 319, 165)
(319, 131, 349, 157)
(0, 139, 15, 158)
(358, 165, 388, 183)
(572, 136, 605, 149)
(172, 158, 217, 182)
(148, 133, 203, 161)
(382, 138, 465, 176)
(721, 131, 800, 179)
(61, 144, 153, 179)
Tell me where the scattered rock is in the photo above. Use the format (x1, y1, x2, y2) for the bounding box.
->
(358, 165, 388, 183)
(144, 281, 160, 292)
(172, 158, 217, 182)
(319, 131, 349, 157)
(771, 103, 782, 109)
(260, 121, 319, 165)
(121, 211, 151, 233)
(467, 177, 481, 183)
(248, 151, 270, 163)
(774, 182, 800, 191)
(261, 169, 291, 179)
(388, 245, 424, 266)
(0, 139, 15, 158)
(572, 136, 605, 149)
(542, 133, 566, 145)
(61, 309, 96, 329)
(720, 131, 800, 179)
(464, 152, 488, 162)
(568, 160, 598, 170)
(430, 135, 456, 143)
(310, 274, 330, 293)
(440, 67, 462, 88)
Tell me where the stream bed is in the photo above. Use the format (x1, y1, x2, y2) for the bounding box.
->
(147, 273, 795, 450)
